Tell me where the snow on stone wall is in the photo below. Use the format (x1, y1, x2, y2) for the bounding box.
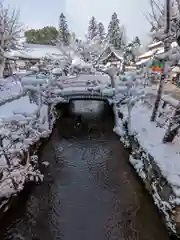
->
(113, 98, 180, 236)
(0, 68, 115, 215)
(0, 76, 58, 214)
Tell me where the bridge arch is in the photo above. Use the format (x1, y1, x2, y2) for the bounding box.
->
(55, 96, 114, 119)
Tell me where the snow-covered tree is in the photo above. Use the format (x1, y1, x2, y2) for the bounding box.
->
(98, 22, 105, 41)
(0, 2, 23, 78)
(88, 16, 98, 40)
(120, 36, 141, 72)
(120, 25, 127, 47)
(146, 0, 180, 43)
(115, 75, 147, 136)
(133, 36, 141, 47)
(77, 36, 107, 63)
(144, 0, 180, 142)
(107, 12, 123, 49)
(145, 0, 164, 36)
(148, 0, 172, 122)
(58, 13, 70, 45)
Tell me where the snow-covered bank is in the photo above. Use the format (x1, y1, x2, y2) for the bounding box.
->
(0, 92, 57, 214)
(0, 77, 25, 106)
(0, 68, 114, 217)
(114, 100, 180, 236)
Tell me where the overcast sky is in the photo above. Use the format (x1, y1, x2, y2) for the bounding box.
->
(7, 0, 164, 43)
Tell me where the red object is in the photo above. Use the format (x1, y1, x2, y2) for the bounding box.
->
(152, 66, 163, 72)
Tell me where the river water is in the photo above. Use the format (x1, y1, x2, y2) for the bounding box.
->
(0, 101, 169, 240)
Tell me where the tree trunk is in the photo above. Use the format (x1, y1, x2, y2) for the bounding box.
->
(163, 105, 180, 143)
(0, 58, 5, 78)
(151, 0, 170, 122)
(151, 72, 165, 121)
(127, 104, 132, 134)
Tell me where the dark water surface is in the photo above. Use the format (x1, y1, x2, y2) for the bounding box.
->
(0, 101, 170, 239)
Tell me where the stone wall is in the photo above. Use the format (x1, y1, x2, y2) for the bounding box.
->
(119, 132, 180, 237)
(0, 102, 57, 219)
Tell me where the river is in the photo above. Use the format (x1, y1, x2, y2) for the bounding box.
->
(0, 101, 169, 240)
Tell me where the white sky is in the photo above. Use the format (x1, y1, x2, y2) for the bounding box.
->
(6, 0, 164, 43)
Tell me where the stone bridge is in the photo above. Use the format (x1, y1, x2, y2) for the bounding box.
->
(45, 74, 117, 104)
(41, 74, 117, 118)
(55, 88, 115, 103)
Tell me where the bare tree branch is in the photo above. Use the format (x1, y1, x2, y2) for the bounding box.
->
(0, 1, 23, 77)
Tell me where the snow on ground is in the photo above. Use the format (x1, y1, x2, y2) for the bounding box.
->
(9, 43, 64, 60)
(0, 96, 37, 119)
(0, 74, 54, 203)
(114, 101, 180, 198)
(0, 77, 23, 104)
(0, 59, 116, 207)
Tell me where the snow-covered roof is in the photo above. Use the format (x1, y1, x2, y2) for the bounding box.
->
(6, 43, 64, 60)
(99, 46, 123, 62)
(148, 41, 163, 49)
(111, 47, 123, 59)
(156, 47, 164, 55)
(171, 66, 180, 73)
(135, 58, 150, 66)
(138, 46, 164, 61)
(139, 41, 179, 61)
(4, 51, 19, 60)
(138, 50, 154, 59)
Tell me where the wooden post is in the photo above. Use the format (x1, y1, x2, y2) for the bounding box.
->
(151, 0, 171, 121)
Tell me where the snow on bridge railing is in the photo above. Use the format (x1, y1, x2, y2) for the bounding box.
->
(49, 85, 115, 99)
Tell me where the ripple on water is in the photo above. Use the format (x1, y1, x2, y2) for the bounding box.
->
(0, 102, 170, 240)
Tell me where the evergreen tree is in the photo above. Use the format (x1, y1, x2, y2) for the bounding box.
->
(133, 36, 141, 47)
(98, 22, 105, 41)
(88, 16, 98, 40)
(120, 25, 127, 46)
(59, 13, 70, 45)
(25, 26, 58, 45)
(108, 12, 123, 49)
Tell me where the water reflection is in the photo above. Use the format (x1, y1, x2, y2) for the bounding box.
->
(0, 106, 170, 240)
(70, 100, 104, 115)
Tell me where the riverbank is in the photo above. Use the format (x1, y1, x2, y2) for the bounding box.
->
(0, 108, 169, 240)
(0, 97, 57, 218)
(114, 100, 180, 238)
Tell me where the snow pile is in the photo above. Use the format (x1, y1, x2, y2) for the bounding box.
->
(0, 77, 57, 208)
(22, 76, 49, 86)
(51, 67, 63, 75)
(30, 65, 39, 72)
(30, 71, 115, 103)
(70, 57, 94, 74)
(0, 76, 24, 105)
(8, 43, 64, 60)
(117, 102, 180, 186)
(113, 90, 180, 233)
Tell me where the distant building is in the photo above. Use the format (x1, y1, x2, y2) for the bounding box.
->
(98, 46, 123, 68)
(135, 41, 164, 68)
(3, 43, 67, 75)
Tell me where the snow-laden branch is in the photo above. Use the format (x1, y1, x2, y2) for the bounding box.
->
(0, 2, 23, 78)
